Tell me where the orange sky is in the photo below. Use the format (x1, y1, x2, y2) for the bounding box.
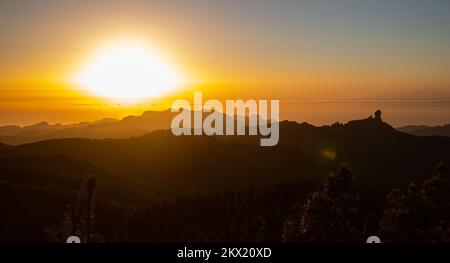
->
(1, 1, 450, 126)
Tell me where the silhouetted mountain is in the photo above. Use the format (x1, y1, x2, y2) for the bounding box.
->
(0, 110, 176, 145)
(2, 112, 449, 190)
(0, 110, 259, 145)
(1, 112, 450, 242)
(0, 125, 21, 136)
(398, 124, 450, 137)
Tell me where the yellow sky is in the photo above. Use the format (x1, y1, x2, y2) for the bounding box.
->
(1, 1, 450, 126)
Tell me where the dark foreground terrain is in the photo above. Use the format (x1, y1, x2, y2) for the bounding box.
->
(1, 114, 449, 242)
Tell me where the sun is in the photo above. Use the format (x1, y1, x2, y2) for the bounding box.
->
(74, 40, 184, 100)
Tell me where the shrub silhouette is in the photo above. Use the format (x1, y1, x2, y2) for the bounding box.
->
(380, 162, 450, 242)
(284, 164, 361, 242)
(46, 176, 99, 242)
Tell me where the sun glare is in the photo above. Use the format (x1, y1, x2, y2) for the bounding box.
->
(74, 41, 184, 100)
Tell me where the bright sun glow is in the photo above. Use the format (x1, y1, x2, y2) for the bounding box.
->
(75, 41, 184, 100)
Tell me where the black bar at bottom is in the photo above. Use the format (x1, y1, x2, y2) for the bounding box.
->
(0, 244, 449, 261)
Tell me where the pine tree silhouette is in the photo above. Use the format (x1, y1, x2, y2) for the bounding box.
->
(283, 164, 361, 242)
(46, 176, 98, 242)
(380, 162, 450, 242)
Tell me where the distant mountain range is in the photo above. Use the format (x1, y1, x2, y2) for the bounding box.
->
(2, 112, 450, 241)
(0, 110, 177, 145)
(2, 113, 449, 190)
(397, 124, 450, 137)
(2, 108, 450, 146)
(0, 110, 265, 145)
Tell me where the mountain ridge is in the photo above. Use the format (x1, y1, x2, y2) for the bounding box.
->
(2, 112, 449, 191)
(2, 112, 450, 241)
(0, 110, 176, 145)
(398, 124, 450, 137)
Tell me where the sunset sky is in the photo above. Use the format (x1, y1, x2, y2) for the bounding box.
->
(1, 0, 450, 126)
